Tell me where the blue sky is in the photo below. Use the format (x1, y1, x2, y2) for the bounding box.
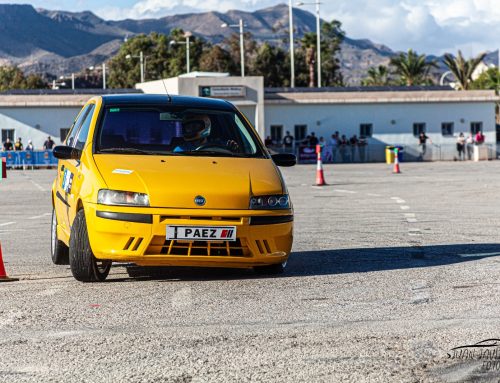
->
(1, 0, 499, 56)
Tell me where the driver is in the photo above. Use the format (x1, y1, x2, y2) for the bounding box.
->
(173, 114, 239, 153)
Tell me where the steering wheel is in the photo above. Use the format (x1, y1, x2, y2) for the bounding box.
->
(194, 142, 237, 153)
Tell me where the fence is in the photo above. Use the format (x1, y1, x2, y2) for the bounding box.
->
(0, 150, 58, 169)
(268, 143, 499, 164)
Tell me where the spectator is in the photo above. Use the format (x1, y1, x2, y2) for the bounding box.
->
(43, 136, 55, 150)
(339, 134, 348, 162)
(466, 133, 474, 160)
(358, 135, 368, 163)
(309, 132, 318, 147)
(283, 131, 294, 153)
(474, 130, 485, 145)
(456, 132, 465, 161)
(3, 138, 13, 151)
(328, 133, 338, 162)
(349, 134, 358, 162)
(14, 137, 23, 151)
(264, 136, 273, 147)
(418, 132, 432, 161)
(25, 140, 34, 151)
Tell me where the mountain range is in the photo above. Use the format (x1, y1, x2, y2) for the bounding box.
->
(0, 3, 497, 85)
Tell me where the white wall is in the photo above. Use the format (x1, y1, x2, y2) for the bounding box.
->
(0, 107, 82, 148)
(264, 102, 496, 145)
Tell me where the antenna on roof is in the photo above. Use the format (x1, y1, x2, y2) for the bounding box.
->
(161, 79, 172, 102)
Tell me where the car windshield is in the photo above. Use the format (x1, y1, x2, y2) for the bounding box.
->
(95, 105, 263, 157)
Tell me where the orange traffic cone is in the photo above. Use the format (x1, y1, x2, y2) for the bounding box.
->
(0, 241, 18, 282)
(1, 157, 6, 179)
(315, 144, 327, 186)
(393, 148, 401, 174)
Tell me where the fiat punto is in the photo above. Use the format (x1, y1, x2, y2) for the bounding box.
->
(51, 94, 295, 282)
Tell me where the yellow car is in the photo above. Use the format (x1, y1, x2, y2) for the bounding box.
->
(51, 95, 296, 282)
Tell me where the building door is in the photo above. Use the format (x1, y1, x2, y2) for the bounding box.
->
(1, 129, 15, 142)
(270, 125, 283, 144)
(294, 125, 307, 144)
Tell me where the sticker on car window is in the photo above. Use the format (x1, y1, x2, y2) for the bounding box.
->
(61, 169, 74, 193)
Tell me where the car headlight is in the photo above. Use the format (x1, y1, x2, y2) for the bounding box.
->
(250, 194, 290, 209)
(97, 189, 150, 207)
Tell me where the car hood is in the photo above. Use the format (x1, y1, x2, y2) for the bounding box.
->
(93, 154, 283, 209)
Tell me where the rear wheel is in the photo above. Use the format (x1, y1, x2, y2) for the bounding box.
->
(254, 261, 287, 275)
(51, 208, 69, 265)
(69, 209, 111, 282)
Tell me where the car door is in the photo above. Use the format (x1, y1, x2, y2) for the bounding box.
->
(55, 103, 94, 234)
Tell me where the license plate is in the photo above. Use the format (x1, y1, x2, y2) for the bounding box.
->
(166, 226, 237, 241)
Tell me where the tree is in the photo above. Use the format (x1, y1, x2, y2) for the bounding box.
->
(443, 50, 487, 90)
(252, 42, 289, 87)
(107, 31, 205, 88)
(471, 67, 500, 92)
(362, 65, 393, 86)
(390, 49, 437, 86)
(0, 66, 46, 91)
(320, 20, 345, 87)
(224, 32, 258, 76)
(199, 45, 236, 74)
(300, 32, 317, 87)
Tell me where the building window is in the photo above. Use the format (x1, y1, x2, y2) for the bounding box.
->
(270, 125, 283, 143)
(441, 122, 454, 136)
(413, 123, 426, 136)
(60, 128, 71, 142)
(470, 122, 483, 134)
(1, 129, 14, 142)
(360, 123, 373, 137)
(294, 125, 307, 142)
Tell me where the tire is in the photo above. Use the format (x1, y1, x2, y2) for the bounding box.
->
(69, 209, 111, 282)
(51, 208, 69, 265)
(254, 261, 287, 275)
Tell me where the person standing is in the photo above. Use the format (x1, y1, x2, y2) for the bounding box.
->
(3, 137, 13, 151)
(456, 132, 465, 161)
(349, 134, 359, 162)
(25, 140, 34, 151)
(43, 136, 55, 150)
(309, 132, 318, 147)
(358, 135, 368, 163)
(282, 131, 294, 153)
(418, 132, 432, 161)
(14, 137, 23, 151)
(474, 130, 485, 145)
(466, 133, 474, 160)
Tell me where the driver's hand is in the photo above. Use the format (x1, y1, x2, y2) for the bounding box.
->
(226, 140, 239, 152)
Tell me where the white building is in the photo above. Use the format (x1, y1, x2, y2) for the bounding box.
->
(0, 76, 498, 161)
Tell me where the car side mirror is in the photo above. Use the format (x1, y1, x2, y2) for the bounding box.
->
(271, 153, 296, 167)
(53, 145, 82, 160)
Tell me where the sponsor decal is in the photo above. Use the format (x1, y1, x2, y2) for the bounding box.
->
(61, 169, 74, 194)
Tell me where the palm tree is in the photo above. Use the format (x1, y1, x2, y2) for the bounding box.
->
(362, 65, 392, 86)
(443, 50, 487, 90)
(301, 33, 317, 87)
(390, 49, 437, 86)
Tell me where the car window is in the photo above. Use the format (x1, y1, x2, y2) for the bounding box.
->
(96, 105, 264, 158)
(74, 104, 95, 151)
(65, 104, 92, 147)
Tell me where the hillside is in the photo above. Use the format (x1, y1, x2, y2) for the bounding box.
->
(0, 3, 497, 85)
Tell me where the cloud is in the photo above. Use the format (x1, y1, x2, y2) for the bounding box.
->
(92, 0, 500, 55)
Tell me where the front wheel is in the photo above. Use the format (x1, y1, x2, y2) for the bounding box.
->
(51, 208, 69, 265)
(69, 209, 111, 282)
(254, 261, 287, 275)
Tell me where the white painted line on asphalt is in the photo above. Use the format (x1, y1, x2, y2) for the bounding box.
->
(407, 218, 418, 223)
(367, 193, 382, 197)
(391, 197, 400, 200)
(30, 180, 46, 192)
(404, 213, 416, 218)
(28, 213, 51, 220)
(334, 189, 357, 194)
(395, 199, 406, 204)
(408, 228, 422, 236)
(0, 222, 15, 227)
(400, 206, 410, 210)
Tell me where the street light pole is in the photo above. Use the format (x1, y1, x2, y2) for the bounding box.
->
(222, 19, 246, 77)
(102, 63, 106, 89)
(239, 19, 245, 77)
(288, 0, 295, 88)
(315, 0, 321, 88)
(139, 51, 144, 83)
(186, 35, 191, 73)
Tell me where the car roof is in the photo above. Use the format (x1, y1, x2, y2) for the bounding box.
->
(101, 94, 234, 110)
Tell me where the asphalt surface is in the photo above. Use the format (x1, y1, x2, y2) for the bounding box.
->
(1, 162, 499, 383)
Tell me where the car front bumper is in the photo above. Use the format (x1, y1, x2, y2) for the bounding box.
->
(84, 203, 293, 268)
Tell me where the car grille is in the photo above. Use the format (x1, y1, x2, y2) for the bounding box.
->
(145, 236, 250, 257)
